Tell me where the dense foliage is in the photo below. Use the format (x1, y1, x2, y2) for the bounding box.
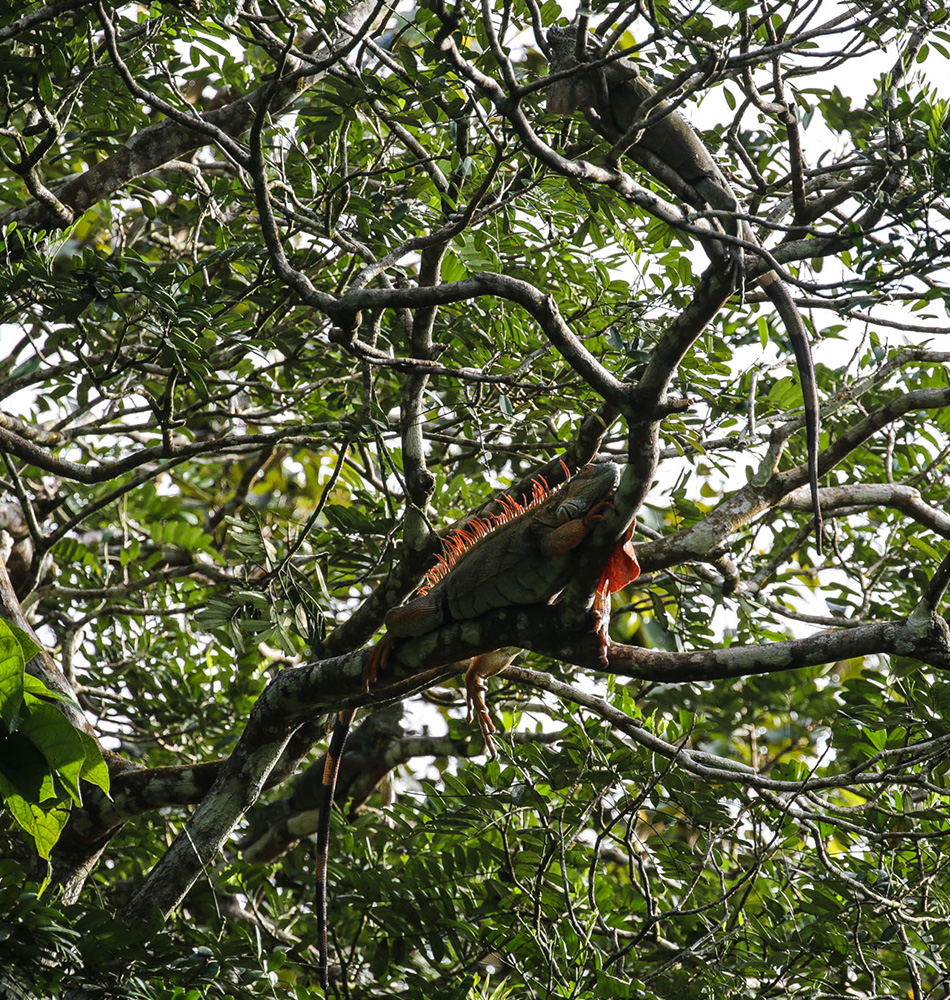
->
(2, 0, 950, 997)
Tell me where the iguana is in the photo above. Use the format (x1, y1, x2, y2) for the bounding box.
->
(546, 25, 823, 553)
(316, 460, 639, 988)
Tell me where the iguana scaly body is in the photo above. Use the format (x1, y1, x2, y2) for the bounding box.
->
(366, 460, 636, 720)
(316, 461, 639, 988)
(546, 26, 823, 552)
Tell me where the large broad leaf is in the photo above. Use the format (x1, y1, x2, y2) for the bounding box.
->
(18, 698, 87, 807)
(0, 770, 70, 860)
(0, 619, 25, 729)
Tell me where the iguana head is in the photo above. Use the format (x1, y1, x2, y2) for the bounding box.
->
(555, 461, 621, 523)
(546, 25, 593, 115)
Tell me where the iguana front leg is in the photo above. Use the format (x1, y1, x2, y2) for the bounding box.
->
(541, 498, 611, 555)
(593, 521, 641, 657)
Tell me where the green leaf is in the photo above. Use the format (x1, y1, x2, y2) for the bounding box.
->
(77, 730, 110, 795)
(0, 621, 25, 729)
(19, 699, 86, 806)
(863, 728, 887, 752)
(0, 773, 70, 860)
(37, 74, 54, 105)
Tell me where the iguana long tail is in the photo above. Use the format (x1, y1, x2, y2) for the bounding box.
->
(316, 707, 355, 991)
(762, 277, 823, 553)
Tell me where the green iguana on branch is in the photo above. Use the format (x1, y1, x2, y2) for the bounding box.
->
(316, 461, 640, 988)
(546, 25, 823, 553)
(365, 459, 639, 742)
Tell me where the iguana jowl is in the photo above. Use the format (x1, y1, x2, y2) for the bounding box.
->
(546, 26, 823, 552)
(316, 461, 639, 988)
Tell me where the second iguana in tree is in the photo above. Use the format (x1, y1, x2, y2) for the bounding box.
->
(546, 25, 823, 552)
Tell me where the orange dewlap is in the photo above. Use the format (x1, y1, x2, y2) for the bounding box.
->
(598, 524, 640, 595)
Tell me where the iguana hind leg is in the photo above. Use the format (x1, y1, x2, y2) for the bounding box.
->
(464, 647, 520, 758)
(363, 594, 447, 690)
(362, 634, 396, 692)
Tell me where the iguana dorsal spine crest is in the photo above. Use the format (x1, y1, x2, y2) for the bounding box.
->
(421, 461, 571, 593)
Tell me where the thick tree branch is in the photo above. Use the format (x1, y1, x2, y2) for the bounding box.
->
(0, 0, 98, 41)
(784, 483, 950, 539)
(326, 273, 629, 404)
(0, 423, 328, 485)
(120, 648, 453, 923)
(603, 616, 950, 680)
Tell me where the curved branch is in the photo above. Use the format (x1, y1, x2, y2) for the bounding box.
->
(505, 664, 950, 796)
(783, 482, 950, 539)
(639, 385, 950, 568)
(335, 272, 628, 404)
(0, 423, 321, 484)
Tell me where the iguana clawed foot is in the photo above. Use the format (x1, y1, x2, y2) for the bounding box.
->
(463, 647, 520, 758)
(362, 633, 395, 693)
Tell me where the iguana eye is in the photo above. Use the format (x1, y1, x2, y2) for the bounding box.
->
(556, 499, 584, 524)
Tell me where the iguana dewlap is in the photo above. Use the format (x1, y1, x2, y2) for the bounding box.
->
(364, 461, 640, 753)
